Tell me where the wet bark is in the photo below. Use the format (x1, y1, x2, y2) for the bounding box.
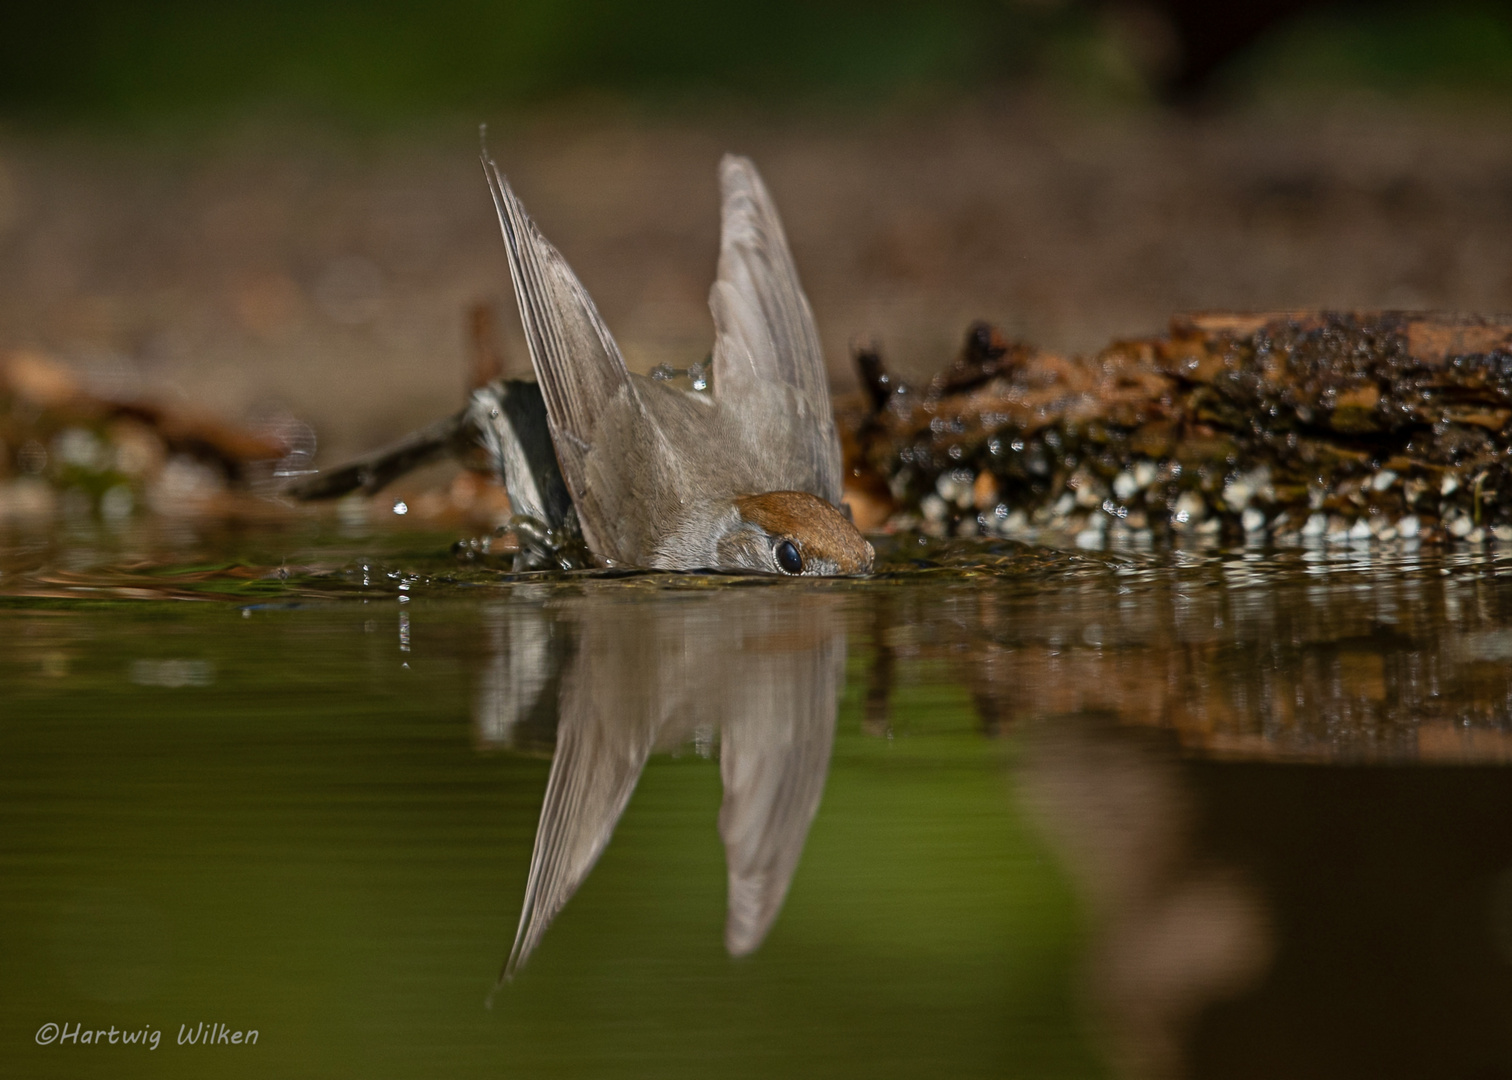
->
(842, 312, 1512, 545)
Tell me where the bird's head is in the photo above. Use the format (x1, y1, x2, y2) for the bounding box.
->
(714, 491, 874, 577)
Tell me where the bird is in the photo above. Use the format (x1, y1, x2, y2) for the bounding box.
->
(481, 150, 873, 577)
(482, 587, 845, 981)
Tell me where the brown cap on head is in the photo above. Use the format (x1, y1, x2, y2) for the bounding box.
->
(735, 491, 875, 575)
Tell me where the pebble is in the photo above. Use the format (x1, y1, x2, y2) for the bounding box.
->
(1494, 525, 1512, 543)
(54, 427, 107, 471)
(1173, 491, 1206, 525)
(1370, 469, 1398, 492)
(1112, 470, 1139, 500)
(920, 493, 949, 523)
(1302, 513, 1328, 538)
(972, 471, 999, 510)
(935, 469, 975, 509)
(1133, 461, 1159, 490)
(1072, 471, 1105, 508)
(1447, 514, 1473, 538)
(99, 485, 134, 522)
(1241, 507, 1267, 534)
(1442, 473, 1460, 496)
(1348, 518, 1374, 541)
(1000, 509, 1029, 534)
(1222, 467, 1270, 512)
(0, 477, 57, 520)
(1397, 515, 1420, 539)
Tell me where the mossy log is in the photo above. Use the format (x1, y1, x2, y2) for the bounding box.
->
(840, 312, 1512, 546)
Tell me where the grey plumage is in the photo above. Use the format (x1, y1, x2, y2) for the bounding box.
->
(291, 151, 868, 577)
(496, 590, 844, 978)
(482, 152, 859, 574)
(286, 378, 584, 571)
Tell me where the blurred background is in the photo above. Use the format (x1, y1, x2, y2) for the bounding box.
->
(5, 0, 1512, 458)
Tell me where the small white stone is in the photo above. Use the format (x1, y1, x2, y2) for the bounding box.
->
(1173, 491, 1206, 524)
(1493, 525, 1512, 543)
(991, 508, 1028, 535)
(1222, 466, 1271, 512)
(1222, 479, 1253, 512)
(1074, 478, 1105, 508)
(1467, 527, 1487, 544)
(1370, 469, 1398, 492)
(1448, 514, 1473, 538)
(920, 493, 949, 523)
(1326, 516, 1352, 543)
(1074, 528, 1106, 549)
(1348, 518, 1373, 541)
(1241, 507, 1267, 533)
(99, 485, 134, 522)
(1054, 492, 1076, 516)
(53, 427, 105, 470)
(1442, 473, 1460, 496)
(1133, 461, 1159, 490)
(1302, 513, 1329, 537)
(1397, 515, 1420, 539)
(1112, 471, 1139, 500)
(1197, 517, 1221, 535)
(1375, 525, 1398, 542)
(936, 469, 975, 509)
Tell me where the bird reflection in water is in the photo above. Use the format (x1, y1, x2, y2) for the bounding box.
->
(476, 587, 845, 979)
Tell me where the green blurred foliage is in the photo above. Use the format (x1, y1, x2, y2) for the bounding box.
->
(0, 0, 1053, 123)
(1235, 2, 1512, 99)
(4, 1, 1512, 125)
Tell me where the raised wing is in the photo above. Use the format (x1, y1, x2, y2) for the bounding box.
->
(481, 153, 636, 561)
(709, 155, 842, 501)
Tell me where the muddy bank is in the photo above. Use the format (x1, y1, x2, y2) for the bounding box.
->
(844, 312, 1512, 547)
(6, 102, 1512, 462)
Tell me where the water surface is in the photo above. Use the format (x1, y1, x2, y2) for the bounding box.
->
(5, 522, 1512, 1078)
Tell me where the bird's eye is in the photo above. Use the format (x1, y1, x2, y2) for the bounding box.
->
(774, 539, 803, 575)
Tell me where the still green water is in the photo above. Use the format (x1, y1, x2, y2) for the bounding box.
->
(5, 522, 1512, 1079)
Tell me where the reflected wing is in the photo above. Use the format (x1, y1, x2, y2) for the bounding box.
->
(709, 155, 841, 502)
(501, 597, 692, 977)
(717, 618, 845, 956)
(499, 590, 846, 976)
(504, 693, 656, 978)
(481, 154, 636, 561)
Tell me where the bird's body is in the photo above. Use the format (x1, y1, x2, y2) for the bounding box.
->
(562, 371, 844, 570)
(483, 152, 873, 577)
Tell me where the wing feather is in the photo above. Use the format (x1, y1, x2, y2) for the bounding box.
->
(710, 155, 842, 501)
(481, 154, 636, 560)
